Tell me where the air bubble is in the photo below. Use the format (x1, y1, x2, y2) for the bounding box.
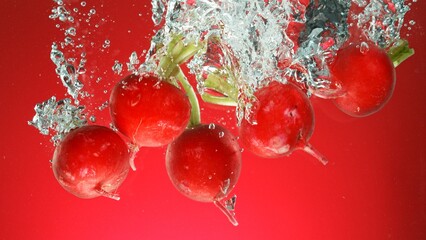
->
(98, 101, 109, 111)
(112, 60, 123, 75)
(127, 52, 140, 72)
(102, 39, 111, 48)
(110, 123, 118, 132)
(359, 42, 370, 54)
(65, 27, 77, 36)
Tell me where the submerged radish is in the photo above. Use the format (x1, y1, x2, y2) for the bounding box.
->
(329, 43, 396, 117)
(52, 125, 130, 200)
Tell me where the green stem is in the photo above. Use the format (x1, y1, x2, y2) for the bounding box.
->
(388, 39, 415, 68)
(176, 67, 201, 127)
(163, 42, 204, 78)
(204, 73, 239, 101)
(201, 93, 238, 107)
(157, 36, 184, 80)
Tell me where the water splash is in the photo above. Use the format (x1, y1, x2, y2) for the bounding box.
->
(354, 0, 409, 48)
(51, 43, 84, 101)
(28, 96, 86, 145)
(149, 0, 410, 122)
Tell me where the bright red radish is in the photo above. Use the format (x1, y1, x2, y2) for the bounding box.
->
(240, 81, 327, 165)
(166, 123, 242, 225)
(110, 74, 191, 147)
(329, 43, 396, 117)
(52, 125, 130, 200)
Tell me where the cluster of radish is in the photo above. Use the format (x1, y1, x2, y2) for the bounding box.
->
(52, 24, 412, 225)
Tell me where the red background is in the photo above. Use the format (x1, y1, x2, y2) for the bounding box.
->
(0, 0, 425, 239)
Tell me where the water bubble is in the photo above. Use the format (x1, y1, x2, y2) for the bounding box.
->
(28, 96, 86, 145)
(64, 37, 74, 46)
(110, 123, 118, 132)
(151, 0, 165, 25)
(359, 42, 370, 54)
(208, 123, 215, 130)
(102, 39, 111, 48)
(77, 67, 86, 75)
(50, 48, 65, 66)
(65, 27, 76, 36)
(81, 1, 86, 7)
(98, 101, 109, 111)
(112, 60, 123, 75)
(225, 195, 237, 211)
(218, 131, 225, 138)
(127, 51, 140, 72)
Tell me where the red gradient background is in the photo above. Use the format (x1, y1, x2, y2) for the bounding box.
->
(0, 1, 425, 239)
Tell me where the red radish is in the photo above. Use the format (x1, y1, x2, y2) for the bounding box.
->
(166, 124, 241, 202)
(52, 125, 130, 200)
(240, 81, 327, 165)
(329, 43, 396, 117)
(110, 74, 191, 147)
(166, 124, 242, 225)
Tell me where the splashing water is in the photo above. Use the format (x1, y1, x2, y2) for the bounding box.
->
(147, 0, 410, 123)
(28, 96, 86, 145)
(51, 43, 84, 101)
(30, 0, 123, 143)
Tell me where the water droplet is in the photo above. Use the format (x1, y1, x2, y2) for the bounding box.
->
(98, 101, 109, 111)
(28, 96, 86, 145)
(112, 60, 123, 75)
(102, 39, 111, 48)
(65, 27, 76, 36)
(208, 123, 215, 129)
(225, 195, 237, 210)
(359, 42, 369, 54)
(81, 1, 86, 7)
(110, 123, 118, 132)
